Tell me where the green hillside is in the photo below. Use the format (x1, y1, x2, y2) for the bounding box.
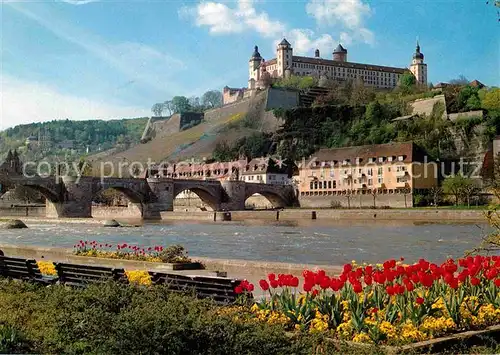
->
(0, 117, 148, 162)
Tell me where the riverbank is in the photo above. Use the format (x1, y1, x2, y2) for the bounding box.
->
(0, 206, 489, 222)
(163, 208, 488, 222)
(0, 244, 343, 296)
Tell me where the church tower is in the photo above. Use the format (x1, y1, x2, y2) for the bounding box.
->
(248, 46, 262, 89)
(276, 38, 293, 78)
(409, 41, 427, 86)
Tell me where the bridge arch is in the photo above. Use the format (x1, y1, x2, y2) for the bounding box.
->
(173, 186, 219, 211)
(92, 184, 148, 218)
(244, 183, 295, 209)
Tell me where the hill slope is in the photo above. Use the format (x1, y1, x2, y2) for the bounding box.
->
(91, 89, 285, 166)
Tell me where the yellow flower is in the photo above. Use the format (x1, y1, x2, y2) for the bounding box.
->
(37, 261, 57, 276)
(352, 332, 371, 343)
(125, 270, 151, 285)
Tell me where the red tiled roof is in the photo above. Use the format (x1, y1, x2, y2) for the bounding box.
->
(302, 142, 421, 167)
(292, 56, 407, 73)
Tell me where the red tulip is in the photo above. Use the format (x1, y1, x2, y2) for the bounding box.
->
(353, 282, 362, 293)
(495, 278, 500, 287)
(371, 307, 379, 314)
(364, 275, 372, 286)
(268, 273, 276, 281)
(416, 297, 424, 305)
(247, 284, 254, 292)
(386, 285, 395, 296)
(259, 279, 269, 291)
(270, 280, 279, 289)
(303, 283, 313, 292)
(470, 277, 481, 286)
(235, 286, 243, 294)
(312, 289, 319, 297)
(343, 264, 353, 274)
(291, 277, 299, 288)
(320, 276, 330, 289)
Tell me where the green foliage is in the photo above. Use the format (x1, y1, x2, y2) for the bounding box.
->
(398, 72, 417, 94)
(457, 85, 481, 112)
(273, 76, 317, 90)
(442, 175, 477, 206)
(0, 323, 30, 354)
(480, 88, 500, 110)
(157, 245, 191, 263)
(0, 117, 148, 161)
(202, 90, 223, 109)
(171, 96, 191, 114)
(212, 133, 273, 161)
(0, 280, 339, 355)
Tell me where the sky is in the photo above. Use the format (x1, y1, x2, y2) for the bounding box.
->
(0, 0, 498, 129)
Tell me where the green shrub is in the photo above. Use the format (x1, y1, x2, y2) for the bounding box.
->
(0, 280, 347, 355)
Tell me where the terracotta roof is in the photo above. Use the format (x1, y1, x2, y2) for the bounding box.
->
(469, 80, 485, 88)
(303, 142, 425, 167)
(264, 58, 277, 65)
(292, 56, 406, 73)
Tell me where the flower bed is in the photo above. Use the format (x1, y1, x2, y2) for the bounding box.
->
(246, 256, 500, 346)
(73, 240, 194, 264)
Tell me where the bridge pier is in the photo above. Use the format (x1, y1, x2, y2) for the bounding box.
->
(141, 179, 174, 219)
(220, 181, 246, 211)
(46, 176, 92, 218)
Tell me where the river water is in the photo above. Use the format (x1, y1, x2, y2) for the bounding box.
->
(0, 219, 490, 265)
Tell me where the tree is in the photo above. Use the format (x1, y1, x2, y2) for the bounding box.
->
(398, 72, 416, 94)
(480, 88, 500, 110)
(188, 96, 202, 112)
(151, 103, 163, 117)
(171, 96, 191, 113)
(163, 100, 173, 116)
(77, 157, 93, 176)
(202, 90, 223, 109)
(430, 187, 443, 207)
(442, 174, 475, 206)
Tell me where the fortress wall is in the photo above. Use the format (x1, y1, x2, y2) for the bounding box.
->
(266, 88, 300, 110)
(410, 95, 447, 118)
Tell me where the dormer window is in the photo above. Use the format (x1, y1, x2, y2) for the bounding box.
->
(355, 157, 361, 164)
(388, 156, 393, 162)
(321, 161, 326, 167)
(398, 156, 404, 161)
(378, 157, 384, 163)
(368, 157, 375, 163)
(342, 159, 350, 165)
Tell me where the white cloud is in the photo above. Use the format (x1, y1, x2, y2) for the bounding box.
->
(0, 75, 150, 129)
(285, 29, 336, 56)
(180, 0, 285, 38)
(306, 0, 371, 29)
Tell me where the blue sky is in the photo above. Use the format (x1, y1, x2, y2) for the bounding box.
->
(0, 0, 498, 129)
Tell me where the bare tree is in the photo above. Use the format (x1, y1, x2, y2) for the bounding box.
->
(430, 186, 443, 207)
(151, 103, 164, 117)
(163, 100, 173, 116)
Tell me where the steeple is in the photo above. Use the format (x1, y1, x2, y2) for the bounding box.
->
(251, 45, 262, 60)
(413, 40, 424, 60)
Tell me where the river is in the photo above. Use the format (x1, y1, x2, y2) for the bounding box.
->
(0, 219, 490, 265)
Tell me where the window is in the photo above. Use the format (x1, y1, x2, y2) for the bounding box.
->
(328, 181, 332, 189)
(314, 181, 318, 189)
(378, 157, 384, 163)
(378, 167, 383, 175)
(397, 177, 407, 183)
(378, 177, 383, 184)
(398, 156, 404, 161)
(368, 179, 373, 185)
(396, 166, 406, 172)
(310, 182, 313, 190)
(367, 168, 373, 176)
(388, 156, 393, 162)
(358, 168, 362, 174)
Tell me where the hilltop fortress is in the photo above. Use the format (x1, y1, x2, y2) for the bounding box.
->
(223, 38, 427, 105)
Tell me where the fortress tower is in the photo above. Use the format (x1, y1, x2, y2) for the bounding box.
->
(276, 38, 293, 77)
(409, 41, 427, 86)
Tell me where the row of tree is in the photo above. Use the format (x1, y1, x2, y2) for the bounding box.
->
(151, 90, 223, 117)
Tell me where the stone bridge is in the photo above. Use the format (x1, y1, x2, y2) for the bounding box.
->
(0, 175, 297, 219)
